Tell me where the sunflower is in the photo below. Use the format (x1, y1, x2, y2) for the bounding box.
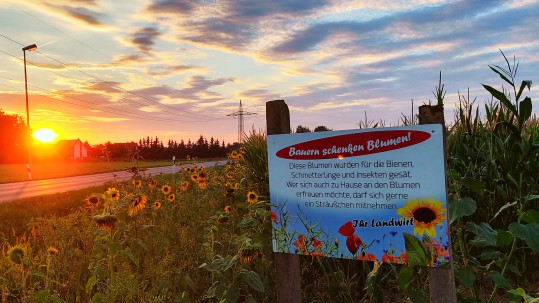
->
(191, 174, 199, 181)
(128, 195, 148, 216)
(167, 193, 176, 202)
(153, 201, 161, 210)
(397, 198, 447, 237)
(230, 150, 239, 159)
(161, 184, 172, 195)
(198, 180, 207, 190)
(93, 214, 118, 230)
(148, 179, 157, 189)
(226, 172, 234, 179)
(47, 246, 59, 256)
(106, 187, 120, 201)
(234, 182, 240, 189)
(198, 171, 207, 180)
(85, 195, 100, 207)
(224, 205, 233, 213)
(132, 179, 142, 189)
(180, 181, 190, 192)
(247, 191, 259, 204)
(8, 245, 25, 264)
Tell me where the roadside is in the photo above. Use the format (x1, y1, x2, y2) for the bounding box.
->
(0, 160, 225, 203)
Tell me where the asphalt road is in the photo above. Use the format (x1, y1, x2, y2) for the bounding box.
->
(0, 161, 224, 203)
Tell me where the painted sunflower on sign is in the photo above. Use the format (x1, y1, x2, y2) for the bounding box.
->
(397, 198, 447, 237)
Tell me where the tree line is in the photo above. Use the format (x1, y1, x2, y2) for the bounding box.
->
(0, 109, 238, 163)
(100, 135, 237, 160)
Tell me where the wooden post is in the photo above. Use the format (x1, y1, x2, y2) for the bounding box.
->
(266, 100, 301, 303)
(418, 104, 457, 303)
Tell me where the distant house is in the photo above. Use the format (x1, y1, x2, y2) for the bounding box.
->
(57, 139, 88, 160)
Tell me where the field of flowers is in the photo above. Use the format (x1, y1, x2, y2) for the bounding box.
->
(1, 52, 539, 302)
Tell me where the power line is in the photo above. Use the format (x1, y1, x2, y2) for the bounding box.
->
(0, 34, 224, 121)
(0, 45, 225, 122)
(0, 76, 189, 122)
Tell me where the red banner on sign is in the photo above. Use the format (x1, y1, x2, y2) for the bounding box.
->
(275, 130, 431, 160)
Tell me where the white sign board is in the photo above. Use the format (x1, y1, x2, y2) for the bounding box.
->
(267, 125, 450, 266)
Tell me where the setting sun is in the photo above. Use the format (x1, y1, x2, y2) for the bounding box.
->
(33, 128, 59, 143)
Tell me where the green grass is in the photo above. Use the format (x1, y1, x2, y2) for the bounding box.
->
(0, 160, 185, 184)
(0, 183, 112, 241)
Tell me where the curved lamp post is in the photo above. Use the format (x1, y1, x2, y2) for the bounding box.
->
(23, 43, 37, 180)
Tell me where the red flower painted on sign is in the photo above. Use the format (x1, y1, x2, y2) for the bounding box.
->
(338, 221, 363, 255)
(338, 221, 355, 237)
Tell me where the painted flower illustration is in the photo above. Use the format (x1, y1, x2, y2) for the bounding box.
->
(397, 198, 447, 237)
(357, 252, 378, 262)
(338, 221, 363, 255)
(293, 234, 307, 254)
(346, 233, 363, 255)
(271, 211, 278, 222)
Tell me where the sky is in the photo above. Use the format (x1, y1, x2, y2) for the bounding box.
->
(1, 0, 538, 146)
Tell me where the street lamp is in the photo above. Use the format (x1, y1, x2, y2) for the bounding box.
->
(23, 43, 37, 180)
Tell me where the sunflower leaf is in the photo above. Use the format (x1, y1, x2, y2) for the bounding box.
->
(448, 196, 477, 222)
(456, 264, 476, 288)
(466, 222, 497, 247)
(403, 233, 430, 266)
(508, 222, 539, 254)
(488, 271, 512, 288)
(241, 269, 265, 292)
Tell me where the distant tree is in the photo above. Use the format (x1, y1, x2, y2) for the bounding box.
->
(314, 125, 332, 132)
(295, 125, 311, 133)
(0, 109, 30, 163)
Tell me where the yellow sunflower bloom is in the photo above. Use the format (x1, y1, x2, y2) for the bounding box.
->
(397, 198, 447, 237)
(198, 180, 207, 190)
(198, 171, 207, 180)
(167, 193, 176, 202)
(191, 174, 199, 181)
(230, 150, 239, 159)
(153, 201, 161, 210)
(132, 179, 142, 188)
(224, 205, 233, 213)
(247, 191, 259, 204)
(161, 184, 172, 195)
(148, 179, 157, 189)
(106, 188, 120, 201)
(8, 245, 25, 264)
(180, 181, 190, 192)
(128, 195, 148, 216)
(48, 246, 59, 256)
(234, 182, 240, 189)
(85, 195, 100, 207)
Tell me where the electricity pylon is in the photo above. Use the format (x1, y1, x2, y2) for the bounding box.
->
(227, 100, 256, 144)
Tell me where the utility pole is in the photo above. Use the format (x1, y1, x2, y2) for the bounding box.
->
(23, 43, 37, 180)
(227, 100, 256, 144)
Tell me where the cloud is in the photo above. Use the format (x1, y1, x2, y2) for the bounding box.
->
(239, 87, 282, 104)
(59, 5, 103, 26)
(84, 116, 129, 122)
(130, 27, 161, 52)
(146, 0, 196, 15)
(146, 64, 207, 77)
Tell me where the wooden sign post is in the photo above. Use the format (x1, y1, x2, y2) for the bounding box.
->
(419, 104, 457, 303)
(266, 100, 301, 303)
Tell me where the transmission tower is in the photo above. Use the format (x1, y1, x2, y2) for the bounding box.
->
(227, 100, 256, 144)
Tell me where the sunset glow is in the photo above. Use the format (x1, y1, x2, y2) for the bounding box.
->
(33, 128, 58, 143)
(0, 1, 538, 145)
